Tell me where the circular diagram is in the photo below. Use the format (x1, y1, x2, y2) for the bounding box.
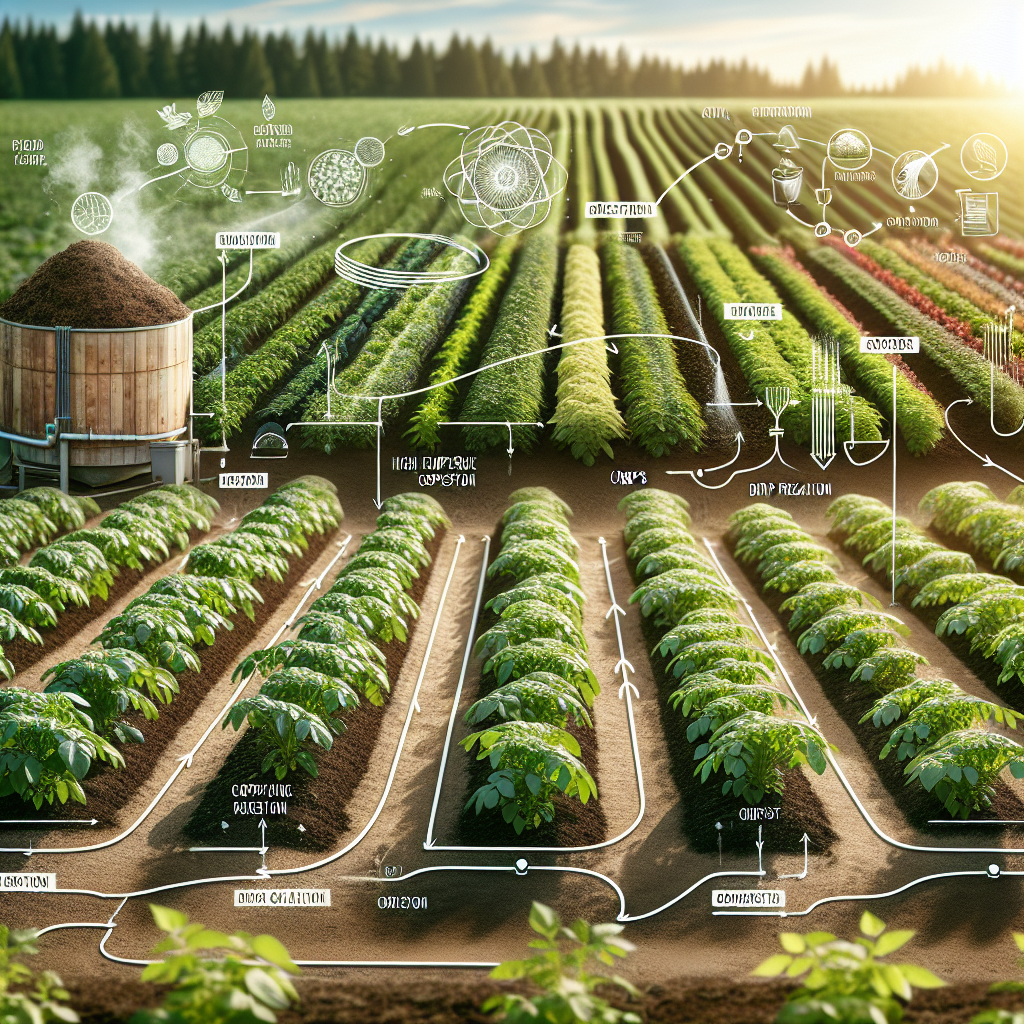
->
(961, 133, 1007, 181)
(308, 149, 366, 207)
(355, 137, 386, 168)
(71, 192, 113, 235)
(443, 121, 567, 235)
(156, 143, 179, 166)
(891, 149, 939, 199)
(185, 132, 229, 173)
(827, 129, 872, 171)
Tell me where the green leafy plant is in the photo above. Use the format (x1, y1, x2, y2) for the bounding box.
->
(483, 901, 639, 1024)
(0, 923, 79, 1024)
(753, 910, 944, 1023)
(462, 721, 597, 834)
(131, 904, 300, 1024)
(222, 695, 333, 779)
(695, 711, 830, 804)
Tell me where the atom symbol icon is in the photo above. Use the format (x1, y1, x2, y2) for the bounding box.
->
(443, 121, 567, 235)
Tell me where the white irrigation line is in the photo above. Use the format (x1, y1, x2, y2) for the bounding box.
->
(424, 535, 490, 848)
(702, 537, 1024, 857)
(0, 536, 352, 857)
(426, 537, 647, 854)
(36, 921, 118, 937)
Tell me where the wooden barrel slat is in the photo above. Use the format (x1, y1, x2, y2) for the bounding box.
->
(0, 318, 192, 477)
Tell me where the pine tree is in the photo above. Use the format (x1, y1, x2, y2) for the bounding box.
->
(400, 38, 434, 96)
(33, 25, 65, 97)
(479, 38, 514, 96)
(62, 11, 89, 98)
(0, 20, 23, 98)
(545, 38, 571, 97)
(569, 44, 590, 97)
(148, 17, 178, 96)
(373, 39, 400, 96)
(304, 31, 335, 97)
(107, 21, 148, 96)
(216, 25, 237, 95)
(74, 21, 120, 97)
(11, 20, 34, 98)
(235, 30, 274, 97)
(178, 27, 199, 95)
(524, 50, 550, 97)
(341, 28, 374, 96)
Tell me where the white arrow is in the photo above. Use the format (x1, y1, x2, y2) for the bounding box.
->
(756, 825, 764, 874)
(945, 398, 1024, 483)
(374, 398, 385, 509)
(707, 399, 762, 408)
(614, 657, 636, 676)
(671, 430, 743, 477)
(396, 122, 470, 136)
(259, 818, 268, 862)
(779, 833, 810, 880)
(863, 222, 884, 238)
(605, 603, 626, 620)
(617, 679, 640, 700)
(738, 329, 755, 341)
(507, 422, 514, 457)
(0, 819, 98, 826)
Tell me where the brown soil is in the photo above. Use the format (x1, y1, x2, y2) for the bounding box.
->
(0, 530, 333, 827)
(0, 241, 192, 329)
(58, 974, 1024, 1024)
(455, 517, 608, 848)
(635, 562, 838, 856)
(182, 531, 444, 851)
(728, 534, 1024, 832)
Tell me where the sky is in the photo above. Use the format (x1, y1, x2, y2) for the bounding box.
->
(6, 0, 1023, 91)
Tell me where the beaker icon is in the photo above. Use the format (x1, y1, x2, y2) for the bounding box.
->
(957, 188, 998, 236)
(772, 163, 804, 206)
(815, 187, 832, 207)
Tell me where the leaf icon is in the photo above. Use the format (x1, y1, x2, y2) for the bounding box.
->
(262, 94, 276, 122)
(198, 90, 224, 117)
(973, 138, 998, 174)
(220, 183, 243, 203)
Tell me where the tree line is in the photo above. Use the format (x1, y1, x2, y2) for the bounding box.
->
(0, 14, 1010, 101)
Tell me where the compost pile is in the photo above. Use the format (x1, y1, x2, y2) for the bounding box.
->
(0, 241, 191, 329)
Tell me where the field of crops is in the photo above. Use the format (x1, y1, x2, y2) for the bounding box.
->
(4, 97, 1022, 468)
(7, 93, 1024, 1006)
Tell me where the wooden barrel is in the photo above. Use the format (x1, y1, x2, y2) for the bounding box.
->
(0, 316, 192, 485)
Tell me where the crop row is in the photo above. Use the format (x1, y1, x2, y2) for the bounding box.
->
(462, 487, 599, 835)
(750, 245, 945, 455)
(0, 478, 340, 810)
(0, 487, 99, 568)
(807, 244, 1024, 432)
(219, 491, 446, 782)
(625, 489, 829, 806)
(731, 502, 1024, 819)
(0, 484, 218, 677)
(603, 237, 705, 455)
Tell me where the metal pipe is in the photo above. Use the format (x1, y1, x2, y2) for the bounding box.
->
(0, 427, 58, 449)
(60, 427, 187, 442)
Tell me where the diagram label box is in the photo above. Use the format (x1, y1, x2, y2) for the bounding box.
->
(1, 873, 57, 891)
(723, 303, 782, 320)
(711, 889, 785, 908)
(859, 336, 920, 353)
(234, 889, 331, 907)
(219, 473, 269, 489)
(584, 201, 656, 218)
(214, 232, 281, 249)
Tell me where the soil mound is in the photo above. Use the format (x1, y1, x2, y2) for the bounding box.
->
(0, 241, 191, 329)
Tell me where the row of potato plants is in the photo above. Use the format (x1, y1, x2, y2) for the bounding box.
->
(404, 236, 519, 450)
(826, 490, 1024, 697)
(461, 487, 599, 835)
(0, 485, 214, 677)
(222, 491, 446, 781)
(0, 487, 99, 568)
(750, 244, 945, 455)
(858, 238, 1024, 356)
(299, 243, 478, 452)
(977, 243, 1024, 281)
(266, 236, 449, 427)
(460, 235, 559, 454)
(731, 501, 1024, 819)
(0, 478, 339, 810)
(602, 237, 706, 456)
(625, 489, 829, 804)
(807, 244, 1024, 433)
(547, 243, 626, 465)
